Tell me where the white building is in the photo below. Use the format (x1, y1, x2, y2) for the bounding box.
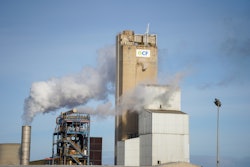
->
(117, 85, 190, 166)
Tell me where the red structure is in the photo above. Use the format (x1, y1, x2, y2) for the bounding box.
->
(90, 137, 102, 165)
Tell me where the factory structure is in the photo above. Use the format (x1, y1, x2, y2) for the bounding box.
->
(51, 109, 90, 165)
(0, 109, 102, 165)
(0, 29, 199, 167)
(115, 30, 190, 166)
(51, 109, 102, 165)
(0, 126, 32, 165)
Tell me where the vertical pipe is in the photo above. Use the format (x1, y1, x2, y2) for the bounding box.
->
(216, 106, 220, 167)
(87, 115, 90, 165)
(114, 32, 120, 165)
(21, 126, 31, 165)
(52, 133, 54, 165)
(214, 98, 221, 167)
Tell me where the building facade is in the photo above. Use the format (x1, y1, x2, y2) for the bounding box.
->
(115, 30, 158, 164)
(0, 143, 20, 165)
(115, 30, 190, 166)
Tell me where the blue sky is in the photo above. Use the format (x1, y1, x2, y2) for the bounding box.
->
(0, 1, 250, 166)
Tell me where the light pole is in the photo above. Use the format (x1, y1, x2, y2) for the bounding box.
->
(214, 98, 221, 167)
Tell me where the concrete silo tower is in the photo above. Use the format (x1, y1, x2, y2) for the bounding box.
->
(115, 29, 157, 164)
(115, 29, 192, 166)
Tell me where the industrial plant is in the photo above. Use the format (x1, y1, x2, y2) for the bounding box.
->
(52, 108, 91, 165)
(0, 29, 200, 167)
(51, 108, 102, 165)
(115, 30, 190, 166)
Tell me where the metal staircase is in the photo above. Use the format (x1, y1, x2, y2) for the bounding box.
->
(65, 139, 87, 157)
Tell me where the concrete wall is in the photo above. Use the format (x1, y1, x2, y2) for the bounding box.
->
(151, 112, 189, 134)
(117, 141, 124, 165)
(124, 138, 139, 166)
(139, 110, 189, 135)
(152, 134, 189, 165)
(139, 111, 190, 166)
(140, 134, 152, 166)
(140, 134, 189, 166)
(115, 30, 158, 141)
(0, 143, 20, 165)
(117, 138, 140, 166)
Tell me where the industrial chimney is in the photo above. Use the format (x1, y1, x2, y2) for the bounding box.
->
(21, 126, 31, 165)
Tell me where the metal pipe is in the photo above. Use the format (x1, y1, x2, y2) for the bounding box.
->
(214, 98, 221, 167)
(216, 106, 220, 167)
(21, 126, 31, 165)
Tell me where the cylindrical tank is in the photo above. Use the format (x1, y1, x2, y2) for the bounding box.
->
(0, 143, 21, 165)
(21, 126, 31, 165)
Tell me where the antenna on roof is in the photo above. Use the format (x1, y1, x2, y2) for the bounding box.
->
(145, 23, 150, 46)
(146, 23, 150, 34)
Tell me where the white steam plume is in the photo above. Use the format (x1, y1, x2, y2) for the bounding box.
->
(69, 71, 187, 119)
(22, 45, 115, 125)
(116, 71, 187, 113)
(74, 71, 187, 118)
(23, 43, 188, 124)
(77, 101, 115, 118)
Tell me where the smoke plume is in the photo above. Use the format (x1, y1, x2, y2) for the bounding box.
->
(77, 74, 184, 118)
(116, 71, 187, 113)
(23, 44, 187, 124)
(77, 101, 115, 118)
(22, 45, 115, 125)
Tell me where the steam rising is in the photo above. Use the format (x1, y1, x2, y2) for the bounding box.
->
(23, 45, 187, 125)
(78, 71, 186, 117)
(22, 46, 115, 125)
(116, 71, 186, 113)
(77, 101, 115, 118)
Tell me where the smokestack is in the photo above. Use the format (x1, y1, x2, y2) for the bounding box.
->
(21, 126, 31, 165)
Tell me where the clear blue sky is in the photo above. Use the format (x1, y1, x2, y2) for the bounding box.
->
(0, 1, 250, 166)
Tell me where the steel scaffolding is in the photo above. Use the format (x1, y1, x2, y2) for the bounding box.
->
(51, 109, 90, 165)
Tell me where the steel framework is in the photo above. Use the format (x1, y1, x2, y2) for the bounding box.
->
(51, 109, 90, 165)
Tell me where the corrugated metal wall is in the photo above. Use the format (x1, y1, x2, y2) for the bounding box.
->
(139, 111, 190, 166)
(117, 138, 140, 166)
(117, 141, 125, 165)
(152, 113, 189, 134)
(90, 137, 102, 165)
(124, 138, 139, 166)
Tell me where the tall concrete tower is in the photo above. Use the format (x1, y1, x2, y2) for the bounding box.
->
(115, 30, 157, 164)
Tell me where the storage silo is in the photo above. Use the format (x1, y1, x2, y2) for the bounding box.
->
(0, 143, 21, 165)
(114, 29, 200, 166)
(115, 30, 158, 164)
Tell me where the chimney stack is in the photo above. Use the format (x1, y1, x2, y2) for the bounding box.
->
(21, 126, 31, 165)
